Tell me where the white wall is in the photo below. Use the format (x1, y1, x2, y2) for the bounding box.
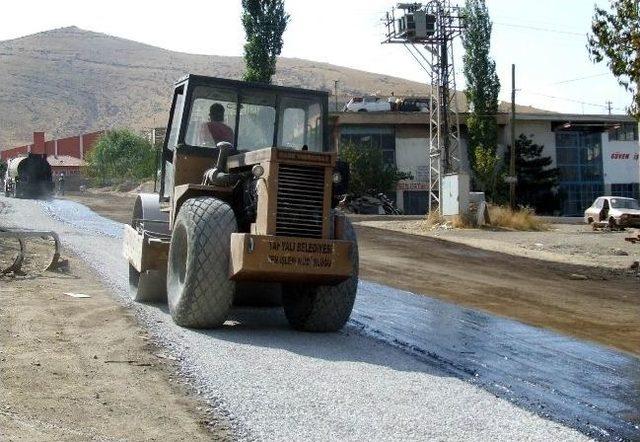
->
(396, 137, 428, 179)
(512, 121, 557, 165)
(395, 137, 428, 212)
(601, 133, 640, 185)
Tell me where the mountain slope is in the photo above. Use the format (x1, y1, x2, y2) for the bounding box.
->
(0, 26, 545, 148)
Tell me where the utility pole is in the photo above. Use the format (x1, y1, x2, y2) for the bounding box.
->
(509, 63, 516, 210)
(334, 80, 339, 112)
(606, 100, 612, 115)
(382, 1, 464, 214)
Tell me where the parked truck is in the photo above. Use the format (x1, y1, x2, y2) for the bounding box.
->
(4, 153, 54, 199)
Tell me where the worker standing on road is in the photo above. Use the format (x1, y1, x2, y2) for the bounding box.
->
(58, 172, 65, 196)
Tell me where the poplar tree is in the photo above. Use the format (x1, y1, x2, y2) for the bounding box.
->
(242, 0, 290, 84)
(462, 0, 501, 196)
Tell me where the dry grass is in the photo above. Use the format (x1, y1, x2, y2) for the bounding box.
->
(423, 205, 547, 231)
(423, 211, 447, 230)
(451, 213, 476, 228)
(488, 206, 549, 231)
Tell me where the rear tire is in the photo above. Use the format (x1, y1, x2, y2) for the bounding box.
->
(129, 264, 166, 302)
(167, 197, 236, 328)
(282, 213, 359, 332)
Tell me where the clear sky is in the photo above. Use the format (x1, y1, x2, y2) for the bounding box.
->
(0, 0, 630, 115)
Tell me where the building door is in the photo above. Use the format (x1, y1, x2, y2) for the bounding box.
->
(403, 191, 428, 215)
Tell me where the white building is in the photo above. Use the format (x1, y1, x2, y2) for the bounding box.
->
(331, 112, 639, 215)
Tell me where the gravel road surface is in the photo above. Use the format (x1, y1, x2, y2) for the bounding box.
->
(3, 195, 637, 441)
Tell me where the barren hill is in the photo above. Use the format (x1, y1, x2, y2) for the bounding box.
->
(0, 26, 547, 148)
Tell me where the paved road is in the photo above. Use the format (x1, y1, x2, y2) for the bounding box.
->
(3, 196, 639, 441)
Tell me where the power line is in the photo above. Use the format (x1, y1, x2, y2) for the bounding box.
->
(514, 90, 626, 111)
(493, 22, 585, 36)
(491, 16, 585, 33)
(549, 72, 611, 85)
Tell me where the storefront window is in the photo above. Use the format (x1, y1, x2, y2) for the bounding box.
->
(555, 130, 604, 215)
(339, 126, 396, 166)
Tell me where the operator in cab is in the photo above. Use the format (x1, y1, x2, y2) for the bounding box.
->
(200, 103, 234, 146)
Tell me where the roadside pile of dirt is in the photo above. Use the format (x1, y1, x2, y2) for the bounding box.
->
(0, 255, 231, 440)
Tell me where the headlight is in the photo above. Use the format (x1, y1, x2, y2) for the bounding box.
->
(332, 171, 342, 184)
(252, 164, 264, 178)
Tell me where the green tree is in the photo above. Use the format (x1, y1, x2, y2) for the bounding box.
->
(85, 129, 156, 186)
(473, 145, 501, 197)
(242, 0, 290, 84)
(339, 142, 412, 197)
(462, 0, 501, 194)
(587, 0, 640, 119)
(503, 134, 560, 214)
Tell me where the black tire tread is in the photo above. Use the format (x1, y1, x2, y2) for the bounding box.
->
(167, 197, 236, 328)
(282, 213, 359, 332)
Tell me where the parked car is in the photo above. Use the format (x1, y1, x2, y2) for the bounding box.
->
(398, 97, 432, 112)
(343, 96, 391, 112)
(584, 196, 640, 228)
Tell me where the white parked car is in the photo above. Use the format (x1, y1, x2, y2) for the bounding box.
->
(343, 96, 391, 112)
(584, 196, 640, 228)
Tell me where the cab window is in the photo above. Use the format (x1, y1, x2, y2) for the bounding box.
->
(185, 86, 237, 148)
(161, 86, 184, 200)
(236, 92, 277, 150)
(166, 88, 184, 150)
(278, 97, 323, 151)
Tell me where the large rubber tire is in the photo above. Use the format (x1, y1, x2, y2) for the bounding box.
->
(282, 213, 359, 332)
(167, 197, 236, 328)
(128, 265, 166, 302)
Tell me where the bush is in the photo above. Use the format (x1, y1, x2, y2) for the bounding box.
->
(488, 205, 548, 231)
(339, 142, 412, 196)
(85, 130, 156, 186)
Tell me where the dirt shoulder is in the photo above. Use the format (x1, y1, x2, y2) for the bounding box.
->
(356, 219, 640, 271)
(0, 253, 231, 441)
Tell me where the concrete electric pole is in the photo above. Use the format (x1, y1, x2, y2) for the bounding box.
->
(509, 64, 517, 210)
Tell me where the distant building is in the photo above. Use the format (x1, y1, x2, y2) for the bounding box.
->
(1, 131, 103, 163)
(330, 112, 639, 215)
